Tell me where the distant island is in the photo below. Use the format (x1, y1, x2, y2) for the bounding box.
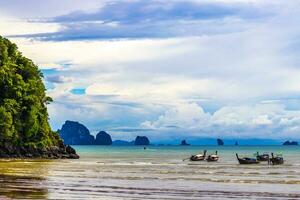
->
(134, 136, 150, 145)
(58, 120, 150, 146)
(59, 121, 112, 145)
(58, 120, 298, 146)
(217, 138, 224, 146)
(59, 121, 95, 145)
(95, 131, 112, 145)
(180, 139, 190, 146)
(0, 37, 78, 159)
(283, 140, 298, 145)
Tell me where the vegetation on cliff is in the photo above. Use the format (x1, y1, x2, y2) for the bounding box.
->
(0, 36, 78, 158)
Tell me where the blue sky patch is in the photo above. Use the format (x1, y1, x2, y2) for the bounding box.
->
(70, 88, 86, 95)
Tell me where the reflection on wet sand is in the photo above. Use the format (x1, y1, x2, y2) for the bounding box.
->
(0, 160, 51, 199)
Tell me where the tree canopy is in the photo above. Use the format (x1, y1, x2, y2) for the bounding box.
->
(0, 36, 61, 149)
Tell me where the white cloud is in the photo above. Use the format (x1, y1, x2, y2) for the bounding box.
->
(141, 103, 211, 129)
(141, 103, 300, 139)
(0, 16, 60, 36)
(14, 30, 300, 102)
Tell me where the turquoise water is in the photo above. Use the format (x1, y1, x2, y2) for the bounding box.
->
(0, 145, 300, 199)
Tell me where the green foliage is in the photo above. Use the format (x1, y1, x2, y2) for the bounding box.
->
(0, 106, 14, 139)
(0, 36, 59, 147)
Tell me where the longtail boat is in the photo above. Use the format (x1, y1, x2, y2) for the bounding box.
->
(255, 152, 270, 162)
(236, 153, 259, 164)
(206, 151, 219, 162)
(270, 153, 284, 165)
(187, 150, 207, 161)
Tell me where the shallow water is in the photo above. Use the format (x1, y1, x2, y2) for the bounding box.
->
(0, 145, 300, 199)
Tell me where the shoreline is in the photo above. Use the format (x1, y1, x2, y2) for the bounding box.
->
(0, 144, 79, 159)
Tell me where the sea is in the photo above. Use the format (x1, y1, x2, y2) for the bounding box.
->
(0, 145, 300, 199)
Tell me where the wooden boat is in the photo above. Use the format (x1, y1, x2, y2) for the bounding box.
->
(236, 153, 260, 164)
(255, 152, 270, 162)
(206, 151, 219, 162)
(189, 150, 207, 161)
(270, 153, 284, 165)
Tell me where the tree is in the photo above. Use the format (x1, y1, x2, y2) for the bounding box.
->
(0, 36, 61, 148)
(0, 106, 14, 140)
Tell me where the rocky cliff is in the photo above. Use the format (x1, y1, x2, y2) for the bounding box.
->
(59, 120, 95, 145)
(95, 131, 112, 145)
(217, 138, 224, 146)
(180, 139, 190, 146)
(134, 136, 150, 145)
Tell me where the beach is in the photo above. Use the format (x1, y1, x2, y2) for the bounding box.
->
(0, 145, 300, 199)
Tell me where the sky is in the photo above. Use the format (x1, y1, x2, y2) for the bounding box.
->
(1, 0, 300, 143)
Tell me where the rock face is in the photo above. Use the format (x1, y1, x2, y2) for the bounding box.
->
(59, 121, 94, 145)
(0, 36, 78, 159)
(134, 136, 150, 145)
(180, 140, 190, 146)
(283, 140, 298, 145)
(58, 121, 115, 146)
(95, 131, 112, 145)
(217, 138, 224, 146)
(113, 140, 134, 146)
(0, 141, 79, 159)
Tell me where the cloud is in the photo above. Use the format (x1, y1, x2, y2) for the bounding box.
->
(47, 92, 163, 132)
(141, 103, 211, 129)
(0, 0, 105, 18)
(46, 75, 73, 83)
(0, 16, 60, 36)
(141, 103, 300, 139)
(53, 1, 265, 23)
(11, 30, 300, 140)
(8, 0, 273, 41)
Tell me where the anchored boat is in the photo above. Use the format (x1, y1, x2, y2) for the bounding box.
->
(255, 152, 270, 162)
(188, 150, 207, 161)
(236, 153, 260, 164)
(206, 151, 219, 162)
(270, 153, 284, 165)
